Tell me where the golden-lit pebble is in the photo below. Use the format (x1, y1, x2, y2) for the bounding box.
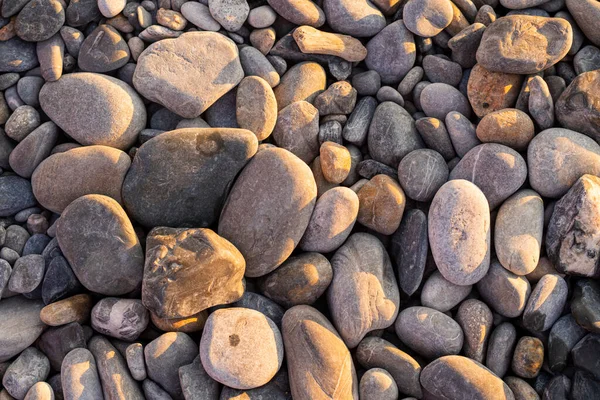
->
(40, 294, 92, 326)
(320, 141, 351, 184)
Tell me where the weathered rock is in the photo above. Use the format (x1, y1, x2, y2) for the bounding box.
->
(368, 101, 423, 168)
(41, 255, 82, 305)
(236, 76, 276, 141)
(91, 298, 148, 341)
(143, 227, 245, 318)
(0, 176, 36, 217)
(555, 70, 600, 143)
(56, 195, 142, 296)
(273, 62, 326, 111)
(282, 305, 358, 399)
(546, 175, 600, 278)
(357, 175, 406, 235)
(219, 147, 317, 277)
(456, 299, 493, 364)
(0, 296, 45, 362)
(207, 0, 248, 31)
(420, 356, 515, 400)
(40, 294, 91, 326)
(476, 108, 534, 151)
(477, 260, 531, 318)
(421, 271, 472, 312)
(39, 72, 146, 150)
(200, 308, 283, 389)
(15, 0, 65, 42)
(571, 279, 600, 333)
(3, 347, 50, 400)
(365, 20, 416, 84)
(133, 32, 243, 118)
(486, 322, 517, 378)
(89, 336, 144, 400)
(522, 274, 568, 332)
(572, 334, 600, 381)
(293, 27, 367, 63)
(390, 209, 428, 296)
(123, 128, 257, 228)
(360, 368, 398, 400)
(512, 336, 544, 379)
(572, 370, 600, 400)
(272, 101, 319, 164)
(5, 105, 40, 142)
(450, 143, 527, 210)
(343, 96, 377, 146)
(467, 64, 522, 117)
(477, 15, 573, 74)
(38, 322, 85, 371)
(429, 180, 490, 286)
(323, 0, 385, 37)
(395, 306, 464, 359)
(327, 233, 399, 348)
(61, 349, 103, 400)
(421, 82, 472, 120)
(403, 0, 453, 37)
(78, 25, 130, 73)
(178, 355, 220, 400)
(267, 0, 325, 27)
(8, 254, 44, 294)
(259, 252, 332, 308)
(548, 314, 587, 372)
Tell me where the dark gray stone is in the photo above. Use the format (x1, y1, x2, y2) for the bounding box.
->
(456, 299, 493, 363)
(486, 322, 517, 378)
(65, 0, 101, 27)
(15, 0, 65, 42)
(0, 39, 39, 72)
(414, 117, 456, 161)
(571, 279, 600, 333)
(0, 176, 36, 218)
(178, 356, 219, 400)
(523, 274, 568, 332)
(390, 209, 428, 296)
(342, 96, 377, 146)
(38, 322, 86, 371)
(8, 254, 44, 294)
(448, 23, 486, 68)
(78, 25, 130, 72)
(571, 370, 600, 400)
(323, 0, 385, 37)
(352, 71, 381, 96)
(17, 76, 44, 107)
(420, 271, 471, 312)
(2, 347, 50, 399)
(423, 55, 462, 87)
(421, 82, 472, 120)
(555, 70, 600, 142)
(548, 314, 587, 372)
(41, 255, 82, 305)
(365, 20, 415, 84)
(398, 149, 448, 202)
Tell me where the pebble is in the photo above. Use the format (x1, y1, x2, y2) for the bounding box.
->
(398, 149, 448, 202)
(360, 368, 398, 400)
(429, 180, 490, 286)
(365, 20, 416, 84)
(5, 105, 39, 142)
(40, 294, 91, 326)
(357, 174, 406, 235)
(37, 322, 86, 372)
(236, 76, 276, 141)
(352, 71, 381, 96)
(523, 274, 568, 332)
(156, 8, 187, 31)
(98, 0, 125, 18)
(247, 5, 276, 28)
(468, 63, 522, 117)
(512, 336, 544, 378)
(555, 69, 600, 142)
(421, 271, 472, 312)
(478, 260, 531, 318)
(200, 308, 283, 389)
(91, 298, 148, 341)
(421, 82, 471, 120)
(267, 0, 325, 27)
(323, 0, 385, 37)
(423, 55, 462, 87)
(0, 260, 11, 298)
(178, 355, 220, 400)
(8, 254, 44, 294)
(476, 108, 534, 151)
(123, 128, 257, 227)
(272, 101, 319, 163)
(293, 26, 367, 63)
(528, 75, 554, 130)
(342, 96, 377, 145)
(24, 382, 54, 400)
(566, 0, 600, 47)
(143, 227, 244, 318)
(78, 25, 130, 73)
(219, 147, 316, 276)
(0, 39, 39, 73)
(273, 61, 326, 110)
(125, 343, 146, 381)
(180, 2, 220, 31)
(572, 333, 600, 381)
(571, 279, 600, 333)
(282, 305, 358, 399)
(2, 347, 50, 400)
(249, 27, 275, 54)
(445, 111, 480, 157)
(395, 306, 464, 359)
(328, 233, 399, 347)
(41, 255, 81, 305)
(16, 77, 43, 107)
(486, 322, 517, 378)
(15, 0, 65, 42)
(319, 120, 343, 145)
(403, 0, 453, 37)
(9, 122, 58, 178)
(456, 299, 493, 363)
(420, 355, 515, 400)
(448, 23, 486, 68)
(239, 45, 280, 88)
(0, 296, 45, 362)
(548, 314, 587, 372)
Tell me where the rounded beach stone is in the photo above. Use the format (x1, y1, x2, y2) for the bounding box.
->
(267, 0, 325, 27)
(98, 0, 125, 17)
(476, 108, 534, 151)
(495, 189, 544, 275)
(395, 306, 463, 359)
(150, 310, 208, 333)
(9, 122, 59, 178)
(555, 70, 600, 142)
(486, 322, 517, 378)
(37, 322, 86, 372)
(323, 0, 385, 37)
(122, 128, 257, 228)
(327, 233, 400, 348)
(5, 105, 40, 142)
(360, 368, 398, 400)
(445, 111, 480, 158)
(403, 0, 453, 37)
(56, 194, 143, 296)
(144, 332, 197, 399)
(219, 147, 316, 277)
(208, 0, 249, 32)
(365, 20, 416, 84)
(523, 274, 568, 332)
(41, 255, 82, 305)
(24, 382, 54, 400)
(3, 347, 50, 400)
(420, 82, 471, 120)
(456, 299, 493, 363)
(420, 355, 515, 400)
(355, 337, 422, 398)
(250, 28, 275, 54)
(247, 5, 276, 28)
(548, 314, 587, 372)
(504, 376, 538, 400)
(200, 308, 283, 390)
(0, 176, 36, 217)
(179, 355, 220, 400)
(566, 0, 600, 47)
(572, 333, 600, 381)
(299, 186, 358, 253)
(319, 142, 351, 184)
(477, 260, 531, 318)
(357, 174, 406, 235)
(15, 0, 65, 42)
(8, 254, 44, 293)
(0, 296, 45, 362)
(314, 81, 357, 116)
(476, 15, 572, 74)
(429, 180, 490, 286)
(236, 76, 276, 141)
(180, 2, 220, 30)
(32, 145, 130, 213)
(528, 128, 600, 198)
(282, 305, 358, 399)
(421, 271, 472, 312)
(512, 336, 544, 379)
(258, 252, 332, 307)
(91, 298, 149, 341)
(239, 45, 280, 88)
(398, 149, 448, 202)
(273, 62, 326, 111)
(272, 101, 319, 164)
(125, 343, 146, 381)
(134, 31, 243, 118)
(450, 143, 527, 210)
(467, 64, 522, 118)
(231, 291, 285, 329)
(39, 72, 146, 150)
(368, 101, 423, 168)
(414, 117, 456, 161)
(78, 25, 130, 73)
(143, 227, 245, 318)
(0, 39, 39, 73)
(40, 294, 92, 326)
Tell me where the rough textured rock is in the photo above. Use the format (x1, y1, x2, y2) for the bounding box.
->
(566, 0, 600, 47)
(122, 128, 257, 228)
(546, 175, 600, 277)
(429, 180, 490, 286)
(571, 279, 600, 333)
(178, 355, 220, 400)
(78, 25, 130, 73)
(365, 20, 416, 84)
(133, 31, 243, 118)
(327, 233, 399, 348)
(219, 147, 317, 277)
(555, 70, 600, 142)
(200, 308, 283, 390)
(142, 227, 245, 318)
(477, 15, 573, 74)
(39, 72, 146, 150)
(420, 356, 515, 400)
(0, 296, 45, 362)
(467, 64, 522, 118)
(456, 299, 493, 363)
(57, 194, 144, 296)
(32, 145, 131, 213)
(15, 0, 65, 42)
(522, 274, 568, 332)
(282, 305, 358, 400)
(91, 298, 149, 341)
(2, 347, 50, 400)
(548, 314, 587, 372)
